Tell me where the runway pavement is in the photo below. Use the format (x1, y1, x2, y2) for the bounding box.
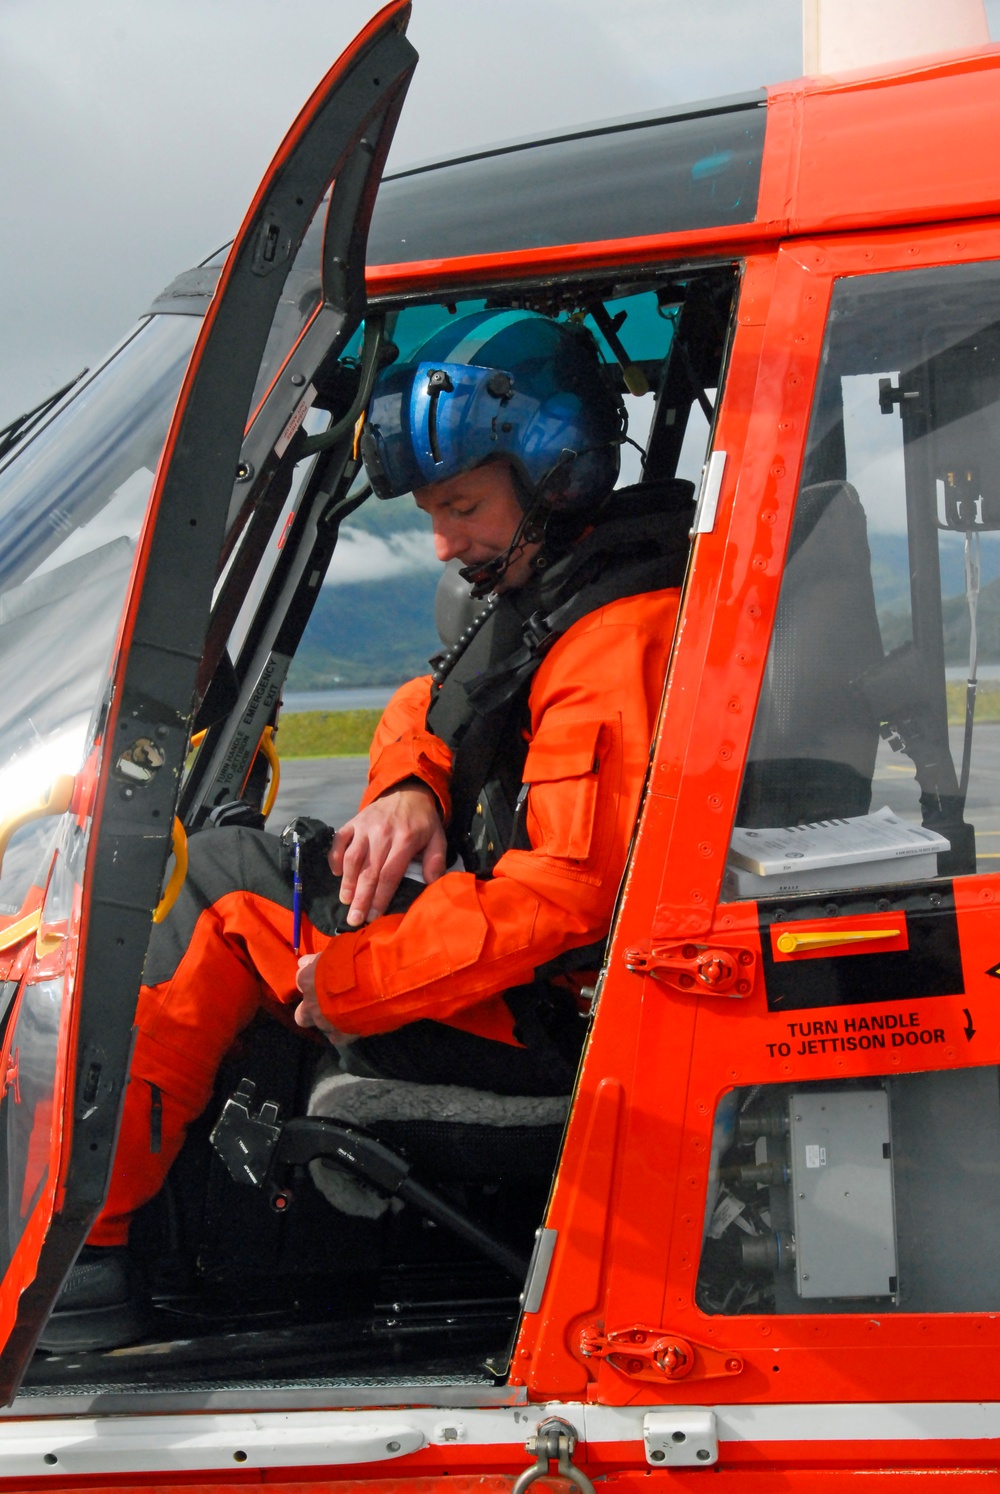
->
(872, 723, 1000, 867)
(270, 756, 370, 831)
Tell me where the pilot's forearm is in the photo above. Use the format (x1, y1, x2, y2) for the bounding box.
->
(311, 864, 610, 1037)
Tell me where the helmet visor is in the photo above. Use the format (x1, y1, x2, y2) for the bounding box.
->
(362, 360, 526, 499)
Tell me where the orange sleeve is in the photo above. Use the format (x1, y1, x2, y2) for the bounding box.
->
(359, 673, 454, 821)
(314, 588, 680, 1036)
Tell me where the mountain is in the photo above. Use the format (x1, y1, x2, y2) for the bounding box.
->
(868, 532, 1000, 661)
(287, 567, 441, 688)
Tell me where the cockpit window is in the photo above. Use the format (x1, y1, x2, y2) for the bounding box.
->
(727, 260, 1000, 899)
(0, 314, 198, 918)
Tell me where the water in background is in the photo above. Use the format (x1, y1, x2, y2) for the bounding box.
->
(282, 686, 395, 714)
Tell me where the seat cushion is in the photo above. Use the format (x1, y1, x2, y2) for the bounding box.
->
(308, 1067, 568, 1218)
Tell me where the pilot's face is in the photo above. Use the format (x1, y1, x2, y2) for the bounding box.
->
(414, 462, 540, 591)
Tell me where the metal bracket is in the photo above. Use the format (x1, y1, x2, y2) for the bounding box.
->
(691, 449, 727, 535)
(513, 1419, 596, 1494)
(624, 940, 755, 997)
(520, 1227, 557, 1314)
(643, 1409, 718, 1467)
(579, 1323, 744, 1384)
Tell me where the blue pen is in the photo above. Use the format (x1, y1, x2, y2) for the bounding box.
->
(292, 832, 302, 954)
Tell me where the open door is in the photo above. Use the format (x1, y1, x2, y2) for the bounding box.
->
(0, 0, 416, 1396)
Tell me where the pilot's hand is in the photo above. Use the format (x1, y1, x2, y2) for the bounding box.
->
(294, 954, 353, 1043)
(329, 782, 447, 927)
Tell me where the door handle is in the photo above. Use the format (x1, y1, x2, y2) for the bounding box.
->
(775, 927, 901, 955)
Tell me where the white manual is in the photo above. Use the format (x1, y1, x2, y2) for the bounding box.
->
(724, 806, 950, 898)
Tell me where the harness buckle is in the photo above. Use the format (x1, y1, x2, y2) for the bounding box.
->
(522, 610, 555, 654)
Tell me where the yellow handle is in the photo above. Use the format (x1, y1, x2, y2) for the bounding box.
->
(0, 774, 76, 878)
(0, 910, 42, 956)
(259, 725, 280, 821)
(776, 926, 902, 955)
(186, 726, 279, 818)
(153, 818, 188, 925)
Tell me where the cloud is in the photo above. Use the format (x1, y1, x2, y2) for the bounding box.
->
(0, 0, 809, 428)
(6, 0, 995, 432)
(324, 526, 438, 585)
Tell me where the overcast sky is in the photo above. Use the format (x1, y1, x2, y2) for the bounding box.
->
(0, 0, 806, 429)
(3, 0, 1000, 432)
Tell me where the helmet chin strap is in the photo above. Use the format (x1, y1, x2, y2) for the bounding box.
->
(459, 496, 549, 599)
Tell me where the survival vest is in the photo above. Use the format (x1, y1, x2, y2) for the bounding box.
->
(425, 479, 694, 879)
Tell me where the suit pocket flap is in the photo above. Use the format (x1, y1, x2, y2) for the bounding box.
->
(523, 717, 603, 784)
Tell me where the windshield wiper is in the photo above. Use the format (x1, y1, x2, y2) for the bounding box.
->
(0, 369, 88, 463)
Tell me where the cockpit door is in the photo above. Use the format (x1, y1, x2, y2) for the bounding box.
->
(0, 0, 416, 1395)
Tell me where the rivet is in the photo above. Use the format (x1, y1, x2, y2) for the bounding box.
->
(290, 372, 306, 386)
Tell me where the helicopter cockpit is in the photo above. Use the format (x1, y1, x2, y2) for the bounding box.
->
(0, 216, 738, 1390)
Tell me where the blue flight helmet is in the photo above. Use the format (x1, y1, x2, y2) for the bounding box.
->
(359, 309, 625, 591)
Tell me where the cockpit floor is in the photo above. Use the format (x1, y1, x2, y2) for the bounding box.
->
(23, 1262, 516, 1395)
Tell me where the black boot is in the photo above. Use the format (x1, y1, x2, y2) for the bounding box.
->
(37, 1246, 151, 1353)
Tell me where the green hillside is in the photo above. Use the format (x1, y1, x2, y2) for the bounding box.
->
(879, 573, 1000, 662)
(287, 567, 440, 688)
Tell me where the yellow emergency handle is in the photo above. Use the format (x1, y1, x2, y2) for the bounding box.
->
(776, 926, 902, 955)
(187, 726, 278, 818)
(0, 774, 77, 880)
(259, 725, 280, 820)
(153, 818, 188, 925)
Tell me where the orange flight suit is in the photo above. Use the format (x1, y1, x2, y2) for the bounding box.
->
(89, 586, 680, 1245)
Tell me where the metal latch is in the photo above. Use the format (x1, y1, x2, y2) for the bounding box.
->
(513, 1419, 595, 1494)
(624, 941, 755, 996)
(643, 1410, 718, 1467)
(579, 1323, 744, 1384)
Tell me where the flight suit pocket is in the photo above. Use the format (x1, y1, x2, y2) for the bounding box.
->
(378, 873, 489, 996)
(522, 717, 615, 868)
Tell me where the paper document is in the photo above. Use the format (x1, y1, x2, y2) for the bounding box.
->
(728, 806, 950, 877)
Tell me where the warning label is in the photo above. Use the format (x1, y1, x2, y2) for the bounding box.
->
(765, 1008, 946, 1059)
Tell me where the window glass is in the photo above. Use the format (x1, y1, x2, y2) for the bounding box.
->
(727, 261, 1000, 900)
(0, 314, 199, 918)
(698, 1068, 1000, 1315)
(0, 817, 83, 1272)
(368, 102, 765, 265)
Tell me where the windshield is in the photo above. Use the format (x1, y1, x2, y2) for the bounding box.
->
(0, 314, 199, 917)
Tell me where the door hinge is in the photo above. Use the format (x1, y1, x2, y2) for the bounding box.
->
(624, 941, 756, 996)
(579, 1323, 744, 1383)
